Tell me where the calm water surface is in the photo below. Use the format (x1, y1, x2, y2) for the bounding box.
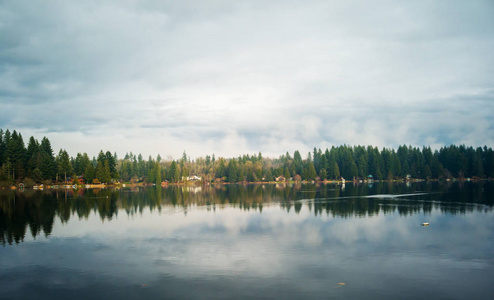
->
(1, 182, 493, 299)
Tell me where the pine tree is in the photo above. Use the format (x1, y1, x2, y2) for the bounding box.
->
(103, 160, 111, 183)
(319, 153, 327, 176)
(307, 162, 317, 180)
(95, 160, 111, 183)
(1, 130, 11, 168)
(74, 153, 83, 175)
(301, 166, 308, 180)
(6, 131, 26, 180)
(293, 150, 302, 175)
(25, 136, 40, 176)
(483, 146, 494, 177)
(147, 167, 155, 183)
(264, 168, 273, 181)
(216, 158, 227, 179)
(397, 145, 409, 177)
(105, 151, 117, 178)
(319, 168, 327, 180)
(423, 165, 432, 179)
(84, 163, 95, 183)
(168, 161, 177, 182)
(95, 161, 104, 183)
(227, 159, 239, 183)
(332, 160, 340, 179)
(356, 154, 368, 178)
(57, 149, 73, 183)
(253, 161, 263, 181)
(312, 147, 319, 172)
(238, 164, 245, 181)
(173, 161, 181, 182)
(284, 168, 290, 180)
(137, 154, 145, 178)
(154, 162, 161, 184)
(430, 155, 443, 178)
(326, 151, 339, 179)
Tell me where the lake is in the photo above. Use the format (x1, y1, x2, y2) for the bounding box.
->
(1, 181, 493, 299)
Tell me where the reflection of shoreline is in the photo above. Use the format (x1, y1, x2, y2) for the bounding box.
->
(1, 181, 493, 245)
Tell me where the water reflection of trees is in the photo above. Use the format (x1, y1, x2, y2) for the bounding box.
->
(1, 181, 493, 245)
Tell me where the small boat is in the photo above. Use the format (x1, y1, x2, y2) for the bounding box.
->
(421, 222, 430, 226)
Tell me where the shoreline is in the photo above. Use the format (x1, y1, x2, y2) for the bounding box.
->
(3, 177, 491, 190)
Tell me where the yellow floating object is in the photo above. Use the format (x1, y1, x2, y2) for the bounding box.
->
(337, 283, 346, 286)
(421, 222, 429, 226)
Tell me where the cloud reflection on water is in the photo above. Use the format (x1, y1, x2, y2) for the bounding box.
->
(1, 182, 494, 299)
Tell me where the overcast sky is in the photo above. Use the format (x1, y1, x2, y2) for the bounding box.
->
(1, 0, 493, 159)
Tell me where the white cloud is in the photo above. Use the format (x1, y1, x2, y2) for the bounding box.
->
(1, 0, 493, 158)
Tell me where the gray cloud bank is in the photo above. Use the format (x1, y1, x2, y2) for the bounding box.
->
(1, 0, 493, 159)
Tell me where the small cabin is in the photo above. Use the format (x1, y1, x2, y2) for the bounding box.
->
(275, 175, 286, 182)
(189, 175, 201, 181)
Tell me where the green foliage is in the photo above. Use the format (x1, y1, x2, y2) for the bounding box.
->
(216, 158, 227, 179)
(293, 150, 302, 175)
(6, 130, 26, 179)
(284, 168, 291, 180)
(154, 162, 161, 184)
(226, 161, 236, 182)
(0, 128, 493, 186)
(23, 177, 36, 187)
(173, 162, 181, 182)
(168, 161, 177, 182)
(85, 163, 95, 183)
(57, 149, 73, 182)
(227, 159, 239, 183)
(307, 162, 317, 180)
(32, 168, 42, 182)
(263, 168, 273, 181)
(319, 168, 327, 180)
(26, 136, 39, 176)
(40, 137, 56, 180)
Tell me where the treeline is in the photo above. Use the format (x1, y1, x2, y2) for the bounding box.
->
(0, 129, 118, 186)
(1, 128, 493, 185)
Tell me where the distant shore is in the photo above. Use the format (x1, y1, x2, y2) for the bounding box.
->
(3, 176, 491, 191)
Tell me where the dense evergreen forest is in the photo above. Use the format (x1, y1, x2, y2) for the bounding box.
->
(0, 129, 493, 186)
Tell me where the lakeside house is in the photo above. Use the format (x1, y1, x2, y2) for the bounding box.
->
(183, 175, 201, 182)
(275, 175, 286, 182)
